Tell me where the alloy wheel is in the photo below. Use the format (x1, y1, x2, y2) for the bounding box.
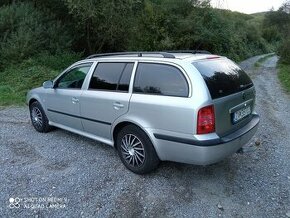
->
(120, 134, 145, 167)
(31, 107, 43, 129)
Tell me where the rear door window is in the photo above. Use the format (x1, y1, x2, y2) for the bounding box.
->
(133, 63, 189, 97)
(192, 59, 253, 99)
(89, 62, 134, 92)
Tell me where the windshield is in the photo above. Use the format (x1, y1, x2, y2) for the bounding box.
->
(193, 58, 253, 99)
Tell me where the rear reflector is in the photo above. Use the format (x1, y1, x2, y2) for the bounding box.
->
(197, 105, 215, 134)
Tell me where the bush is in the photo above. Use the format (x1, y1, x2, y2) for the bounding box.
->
(278, 63, 290, 92)
(28, 52, 82, 71)
(0, 52, 81, 105)
(278, 39, 290, 64)
(0, 2, 72, 67)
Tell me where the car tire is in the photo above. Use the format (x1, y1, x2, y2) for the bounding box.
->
(116, 125, 160, 174)
(29, 101, 52, 133)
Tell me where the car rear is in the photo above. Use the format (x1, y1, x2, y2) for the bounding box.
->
(151, 56, 259, 165)
(192, 57, 257, 137)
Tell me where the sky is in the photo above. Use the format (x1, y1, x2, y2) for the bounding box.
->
(210, 0, 286, 14)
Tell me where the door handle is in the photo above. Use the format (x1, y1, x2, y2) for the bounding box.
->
(72, 97, 79, 104)
(113, 102, 124, 110)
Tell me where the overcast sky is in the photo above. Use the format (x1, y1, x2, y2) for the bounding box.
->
(211, 0, 286, 14)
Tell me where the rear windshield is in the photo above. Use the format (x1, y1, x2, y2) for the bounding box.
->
(192, 58, 253, 99)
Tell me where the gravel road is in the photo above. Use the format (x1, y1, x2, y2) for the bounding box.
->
(0, 55, 289, 218)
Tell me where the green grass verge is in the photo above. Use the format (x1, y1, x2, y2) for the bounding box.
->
(278, 63, 290, 93)
(254, 53, 276, 68)
(0, 52, 82, 106)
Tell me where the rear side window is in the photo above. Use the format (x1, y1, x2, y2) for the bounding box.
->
(133, 63, 189, 97)
(193, 59, 253, 99)
(89, 62, 134, 92)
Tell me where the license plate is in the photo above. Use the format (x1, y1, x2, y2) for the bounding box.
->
(232, 106, 251, 124)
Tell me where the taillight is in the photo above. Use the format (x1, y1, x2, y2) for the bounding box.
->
(197, 105, 215, 134)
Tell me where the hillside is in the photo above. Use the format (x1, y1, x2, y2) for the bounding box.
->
(1, 0, 289, 105)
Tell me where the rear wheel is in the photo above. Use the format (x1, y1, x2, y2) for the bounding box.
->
(116, 125, 160, 174)
(29, 101, 52, 133)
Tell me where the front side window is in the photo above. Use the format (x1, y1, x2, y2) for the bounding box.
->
(89, 62, 134, 92)
(56, 64, 92, 89)
(133, 63, 189, 97)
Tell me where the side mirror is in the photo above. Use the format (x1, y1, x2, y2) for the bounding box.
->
(43, 80, 54, 89)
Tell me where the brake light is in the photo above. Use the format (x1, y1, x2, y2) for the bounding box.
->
(197, 105, 215, 134)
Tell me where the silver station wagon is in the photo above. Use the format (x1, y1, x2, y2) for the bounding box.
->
(27, 51, 260, 174)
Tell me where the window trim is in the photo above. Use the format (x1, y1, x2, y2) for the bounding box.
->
(88, 62, 135, 93)
(54, 63, 93, 90)
(133, 62, 190, 98)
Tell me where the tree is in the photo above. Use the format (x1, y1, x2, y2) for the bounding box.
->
(262, 1, 290, 63)
(64, 0, 136, 54)
(0, 2, 72, 66)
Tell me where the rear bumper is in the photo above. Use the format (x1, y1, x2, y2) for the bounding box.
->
(152, 114, 260, 165)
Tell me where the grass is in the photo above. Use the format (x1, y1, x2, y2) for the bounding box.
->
(254, 53, 276, 68)
(278, 63, 290, 93)
(0, 52, 82, 106)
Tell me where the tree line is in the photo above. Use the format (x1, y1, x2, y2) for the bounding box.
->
(263, 1, 290, 63)
(0, 0, 289, 68)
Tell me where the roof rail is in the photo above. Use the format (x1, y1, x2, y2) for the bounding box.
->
(86, 52, 175, 59)
(166, 50, 211, 54)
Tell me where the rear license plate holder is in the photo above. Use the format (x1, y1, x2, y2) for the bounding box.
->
(231, 106, 251, 124)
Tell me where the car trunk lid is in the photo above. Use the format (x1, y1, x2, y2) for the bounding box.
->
(193, 58, 256, 136)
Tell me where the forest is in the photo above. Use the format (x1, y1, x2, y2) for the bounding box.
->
(0, 0, 289, 104)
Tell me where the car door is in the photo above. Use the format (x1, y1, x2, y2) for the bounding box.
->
(80, 62, 135, 140)
(130, 62, 192, 133)
(46, 63, 93, 130)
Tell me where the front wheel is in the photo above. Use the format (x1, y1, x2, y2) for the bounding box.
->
(29, 101, 52, 133)
(116, 125, 160, 174)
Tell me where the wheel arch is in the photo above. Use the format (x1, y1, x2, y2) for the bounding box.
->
(28, 98, 38, 107)
(112, 121, 140, 148)
(27, 94, 46, 111)
(112, 120, 155, 151)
